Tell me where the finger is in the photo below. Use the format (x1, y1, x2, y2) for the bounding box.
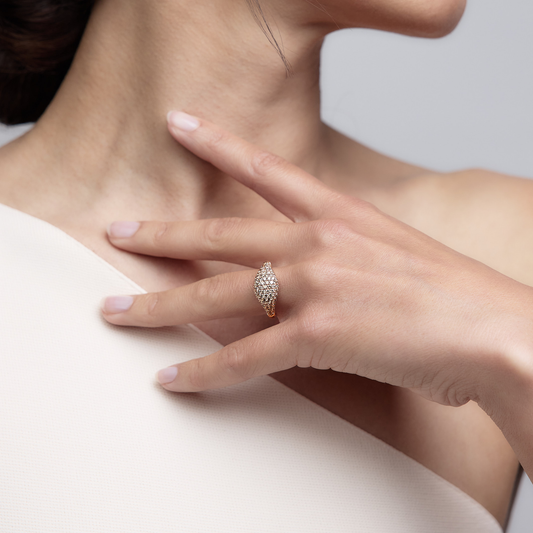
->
(155, 323, 297, 392)
(107, 218, 300, 267)
(101, 266, 292, 327)
(166, 111, 342, 222)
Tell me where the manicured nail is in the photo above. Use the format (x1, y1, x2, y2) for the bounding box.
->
(167, 111, 200, 132)
(101, 295, 134, 314)
(107, 221, 140, 239)
(156, 366, 178, 385)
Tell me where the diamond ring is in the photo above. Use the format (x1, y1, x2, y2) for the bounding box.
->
(253, 262, 279, 318)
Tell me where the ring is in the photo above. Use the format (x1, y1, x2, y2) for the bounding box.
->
(254, 262, 279, 318)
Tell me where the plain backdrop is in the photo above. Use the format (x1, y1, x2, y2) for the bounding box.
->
(0, 0, 531, 531)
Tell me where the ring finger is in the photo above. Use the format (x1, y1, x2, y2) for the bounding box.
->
(101, 265, 294, 327)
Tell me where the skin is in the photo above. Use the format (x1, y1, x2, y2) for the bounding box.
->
(0, 0, 530, 526)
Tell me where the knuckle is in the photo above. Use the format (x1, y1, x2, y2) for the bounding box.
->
(293, 316, 321, 345)
(202, 217, 241, 256)
(321, 191, 351, 214)
(353, 197, 382, 221)
(192, 275, 227, 315)
(250, 150, 286, 178)
(186, 357, 207, 391)
(299, 259, 334, 288)
(308, 219, 354, 249)
(152, 221, 169, 245)
(327, 193, 379, 221)
(194, 278, 212, 304)
(220, 344, 252, 379)
(204, 128, 227, 152)
(142, 292, 161, 324)
(296, 259, 350, 300)
(196, 275, 223, 303)
(292, 312, 337, 359)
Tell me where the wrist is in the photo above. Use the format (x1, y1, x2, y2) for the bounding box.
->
(477, 337, 533, 477)
(477, 345, 533, 424)
(475, 304, 533, 440)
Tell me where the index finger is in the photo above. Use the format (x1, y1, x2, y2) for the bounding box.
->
(166, 111, 341, 222)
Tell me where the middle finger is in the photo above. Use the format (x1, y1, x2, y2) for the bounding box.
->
(107, 218, 299, 268)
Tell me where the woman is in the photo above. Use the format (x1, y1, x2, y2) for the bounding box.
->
(0, 0, 528, 530)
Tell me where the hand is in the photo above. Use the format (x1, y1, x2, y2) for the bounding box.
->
(101, 111, 531, 408)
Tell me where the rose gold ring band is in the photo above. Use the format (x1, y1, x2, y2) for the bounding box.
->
(253, 262, 279, 318)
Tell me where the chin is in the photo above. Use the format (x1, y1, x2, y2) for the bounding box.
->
(400, 0, 468, 38)
(332, 0, 468, 40)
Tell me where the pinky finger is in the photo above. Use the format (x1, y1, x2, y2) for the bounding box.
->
(156, 324, 296, 392)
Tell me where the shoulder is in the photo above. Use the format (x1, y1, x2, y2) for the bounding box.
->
(387, 169, 533, 286)
(321, 126, 533, 284)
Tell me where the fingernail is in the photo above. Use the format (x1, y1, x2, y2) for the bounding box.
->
(101, 295, 134, 314)
(167, 111, 200, 132)
(107, 221, 140, 239)
(156, 366, 178, 385)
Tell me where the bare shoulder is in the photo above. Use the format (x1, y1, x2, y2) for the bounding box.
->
(385, 168, 533, 286)
(323, 126, 533, 284)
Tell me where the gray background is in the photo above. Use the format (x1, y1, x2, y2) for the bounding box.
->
(0, 0, 531, 530)
(321, 0, 533, 179)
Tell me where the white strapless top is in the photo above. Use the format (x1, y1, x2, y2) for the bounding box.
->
(0, 203, 502, 532)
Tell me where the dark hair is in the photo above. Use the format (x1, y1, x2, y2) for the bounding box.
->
(0, 1, 94, 125)
(246, 0, 292, 76)
(0, 0, 289, 126)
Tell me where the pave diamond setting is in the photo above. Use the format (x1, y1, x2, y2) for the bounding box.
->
(253, 262, 279, 318)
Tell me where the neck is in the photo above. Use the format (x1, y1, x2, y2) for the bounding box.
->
(12, 0, 333, 225)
